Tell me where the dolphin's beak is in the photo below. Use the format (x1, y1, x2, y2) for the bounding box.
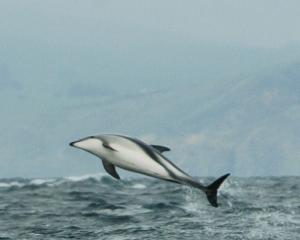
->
(69, 141, 78, 147)
(69, 136, 94, 149)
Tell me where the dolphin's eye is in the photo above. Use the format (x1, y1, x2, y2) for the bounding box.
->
(102, 143, 117, 151)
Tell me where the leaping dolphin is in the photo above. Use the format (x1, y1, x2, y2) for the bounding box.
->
(69, 134, 230, 207)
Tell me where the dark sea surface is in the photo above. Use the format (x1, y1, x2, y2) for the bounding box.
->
(0, 174, 299, 240)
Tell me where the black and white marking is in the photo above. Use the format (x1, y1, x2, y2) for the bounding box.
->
(70, 134, 230, 207)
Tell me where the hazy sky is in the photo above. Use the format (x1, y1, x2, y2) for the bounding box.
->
(1, 1, 300, 48)
(0, 1, 300, 178)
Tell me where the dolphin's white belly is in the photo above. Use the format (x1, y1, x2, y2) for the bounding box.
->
(102, 144, 172, 180)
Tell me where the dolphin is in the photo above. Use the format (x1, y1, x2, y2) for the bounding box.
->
(69, 134, 230, 207)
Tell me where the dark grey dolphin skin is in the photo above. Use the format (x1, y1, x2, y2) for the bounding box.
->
(70, 134, 230, 207)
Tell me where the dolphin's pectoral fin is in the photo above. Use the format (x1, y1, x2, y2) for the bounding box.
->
(102, 160, 120, 179)
(151, 145, 171, 153)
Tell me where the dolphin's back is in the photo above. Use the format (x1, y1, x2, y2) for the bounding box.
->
(110, 135, 195, 182)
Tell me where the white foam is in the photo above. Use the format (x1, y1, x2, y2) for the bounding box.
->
(96, 204, 151, 216)
(220, 178, 244, 197)
(47, 180, 65, 187)
(29, 179, 56, 185)
(0, 181, 24, 188)
(131, 183, 146, 189)
(64, 173, 104, 182)
(182, 186, 208, 214)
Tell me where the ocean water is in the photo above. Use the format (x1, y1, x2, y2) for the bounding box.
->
(0, 175, 299, 240)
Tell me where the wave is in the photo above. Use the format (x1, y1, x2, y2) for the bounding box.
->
(63, 173, 105, 182)
(29, 178, 57, 185)
(0, 175, 298, 239)
(0, 173, 108, 189)
(130, 183, 146, 189)
(0, 181, 25, 188)
(0, 175, 296, 200)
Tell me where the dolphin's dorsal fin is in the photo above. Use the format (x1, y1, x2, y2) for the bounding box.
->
(102, 160, 120, 179)
(151, 145, 171, 153)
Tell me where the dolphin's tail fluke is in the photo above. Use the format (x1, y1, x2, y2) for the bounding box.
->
(205, 173, 230, 207)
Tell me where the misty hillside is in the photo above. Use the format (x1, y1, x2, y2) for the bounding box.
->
(56, 63, 300, 177)
(1, 51, 300, 177)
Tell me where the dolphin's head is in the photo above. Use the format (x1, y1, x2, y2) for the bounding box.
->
(69, 136, 103, 154)
(69, 135, 117, 156)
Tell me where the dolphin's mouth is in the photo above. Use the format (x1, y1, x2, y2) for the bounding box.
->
(69, 140, 81, 148)
(69, 141, 77, 147)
